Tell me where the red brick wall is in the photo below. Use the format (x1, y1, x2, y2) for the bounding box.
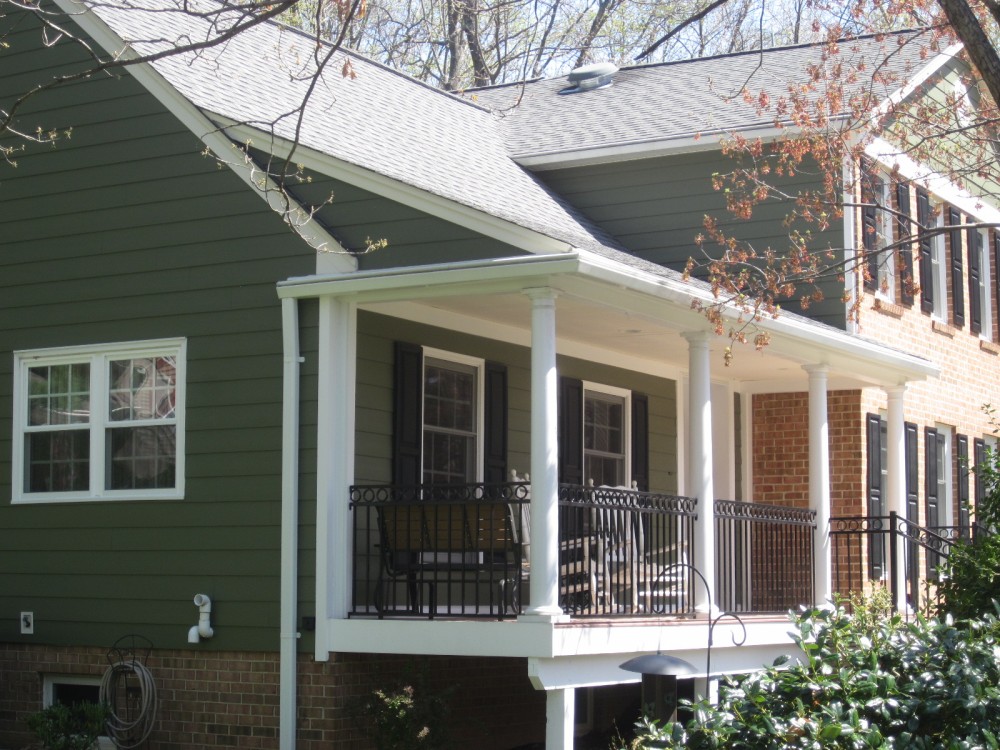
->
(0, 645, 544, 750)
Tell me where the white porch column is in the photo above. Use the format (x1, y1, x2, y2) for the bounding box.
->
(523, 287, 564, 619)
(545, 688, 575, 750)
(682, 331, 715, 612)
(885, 384, 907, 611)
(316, 296, 357, 653)
(803, 364, 832, 605)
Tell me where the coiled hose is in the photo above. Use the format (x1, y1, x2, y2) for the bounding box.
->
(99, 660, 157, 748)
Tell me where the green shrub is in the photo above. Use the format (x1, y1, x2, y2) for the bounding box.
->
(352, 667, 453, 750)
(626, 603, 1000, 749)
(27, 702, 109, 750)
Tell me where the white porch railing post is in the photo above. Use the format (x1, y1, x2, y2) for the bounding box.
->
(523, 287, 564, 620)
(885, 384, 907, 612)
(804, 364, 832, 606)
(682, 331, 715, 612)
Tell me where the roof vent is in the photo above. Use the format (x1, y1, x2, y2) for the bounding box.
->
(560, 62, 618, 94)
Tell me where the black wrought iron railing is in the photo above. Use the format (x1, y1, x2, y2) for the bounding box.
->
(350, 482, 529, 620)
(557, 484, 698, 617)
(830, 512, 970, 613)
(715, 500, 816, 613)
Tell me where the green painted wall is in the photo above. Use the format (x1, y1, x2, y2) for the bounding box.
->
(537, 151, 848, 328)
(352, 310, 678, 493)
(0, 19, 314, 652)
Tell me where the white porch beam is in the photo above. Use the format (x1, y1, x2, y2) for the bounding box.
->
(682, 331, 716, 612)
(885, 384, 907, 611)
(522, 287, 565, 620)
(804, 364, 832, 605)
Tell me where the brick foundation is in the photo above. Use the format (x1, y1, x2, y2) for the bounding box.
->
(0, 645, 545, 750)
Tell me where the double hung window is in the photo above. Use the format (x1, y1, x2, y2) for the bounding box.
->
(422, 351, 483, 483)
(583, 384, 630, 487)
(13, 339, 185, 503)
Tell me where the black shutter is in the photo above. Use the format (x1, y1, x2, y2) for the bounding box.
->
(950, 208, 965, 327)
(866, 414, 885, 579)
(905, 422, 919, 523)
(995, 233, 1000, 337)
(897, 182, 914, 304)
(968, 228, 982, 334)
(973, 438, 986, 536)
(917, 190, 934, 313)
(558, 377, 583, 486)
(925, 427, 940, 529)
(483, 362, 508, 484)
(631, 392, 649, 492)
(393, 342, 423, 485)
(862, 173, 881, 292)
(957, 434, 969, 531)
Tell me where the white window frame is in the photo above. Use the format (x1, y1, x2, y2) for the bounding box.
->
(934, 423, 954, 528)
(42, 674, 114, 750)
(930, 208, 947, 321)
(420, 347, 485, 483)
(12, 338, 186, 504)
(875, 177, 896, 301)
(582, 381, 631, 488)
(977, 228, 993, 341)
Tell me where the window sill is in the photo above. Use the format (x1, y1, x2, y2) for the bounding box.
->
(932, 320, 957, 338)
(873, 298, 905, 318)
(980, 339, 1000, 356)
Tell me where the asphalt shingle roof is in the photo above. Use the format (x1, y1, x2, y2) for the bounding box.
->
(91, 0, 625, 255)
(470, 31, 940, 160)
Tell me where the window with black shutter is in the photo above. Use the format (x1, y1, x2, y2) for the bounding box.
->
(896, 182, 914, 305)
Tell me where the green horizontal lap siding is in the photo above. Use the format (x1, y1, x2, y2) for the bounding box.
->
(539, 151, 848, 328)
(0, 23, 314, 652)
(282, 171, 529, 269)
(352, 311, 677, 494)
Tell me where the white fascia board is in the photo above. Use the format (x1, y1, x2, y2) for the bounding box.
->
(515, 124, 796, 171)
(213, 118, 575, 256)
(865, 136, 1000, 224)
(875, 42, 964, 119)
(51, 0, 356, 272)
(276, 252, 583, 300)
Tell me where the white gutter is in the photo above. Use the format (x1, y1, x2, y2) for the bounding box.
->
(279, 298, 301, 750)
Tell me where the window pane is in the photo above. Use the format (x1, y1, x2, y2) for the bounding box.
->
(424, 363, 475, 432)
(584, 392, 626, 486)
(423, 432, 474, 484)
(107, 425, 177, 490)
(26, 430, 90, 492)
(28, 364, 90, 426)
(109, 357, 177, 422)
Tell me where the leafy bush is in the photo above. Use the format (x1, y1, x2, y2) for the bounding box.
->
(27, 702, 109, 750)
(625, 603, 1000, 749)
(352, 667, 453, 750)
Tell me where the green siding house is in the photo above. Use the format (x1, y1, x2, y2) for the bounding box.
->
(2, 5, 988, 749)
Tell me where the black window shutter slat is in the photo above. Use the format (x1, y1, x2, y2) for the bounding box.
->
(925, 427, 940, 528)
(558, 377, 583, 486)
(917, 190, 934, 313)
(393, 342, 424, 485)
(950, 208, 965, 327)
(483, 362, 508, 484)
(905, 422, 919, 523)
(968, 228, 982, 334)
(862, 173, 881, 292)
(957, 434, 969, 530)
(631, 392, 649, 492)
(897, 183, 914, 304)
(866, 414, 885, 579)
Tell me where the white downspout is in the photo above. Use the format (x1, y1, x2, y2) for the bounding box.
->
(279, 297, 302, 750)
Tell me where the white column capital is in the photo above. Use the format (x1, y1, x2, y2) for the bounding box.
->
(523, 286, 559, 304)
(681, 330, 711, 347)
(802, 363, 829, 377)
(884, 382, 908, 399)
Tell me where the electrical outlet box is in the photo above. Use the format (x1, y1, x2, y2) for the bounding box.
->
(20, 612, 33, 635)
